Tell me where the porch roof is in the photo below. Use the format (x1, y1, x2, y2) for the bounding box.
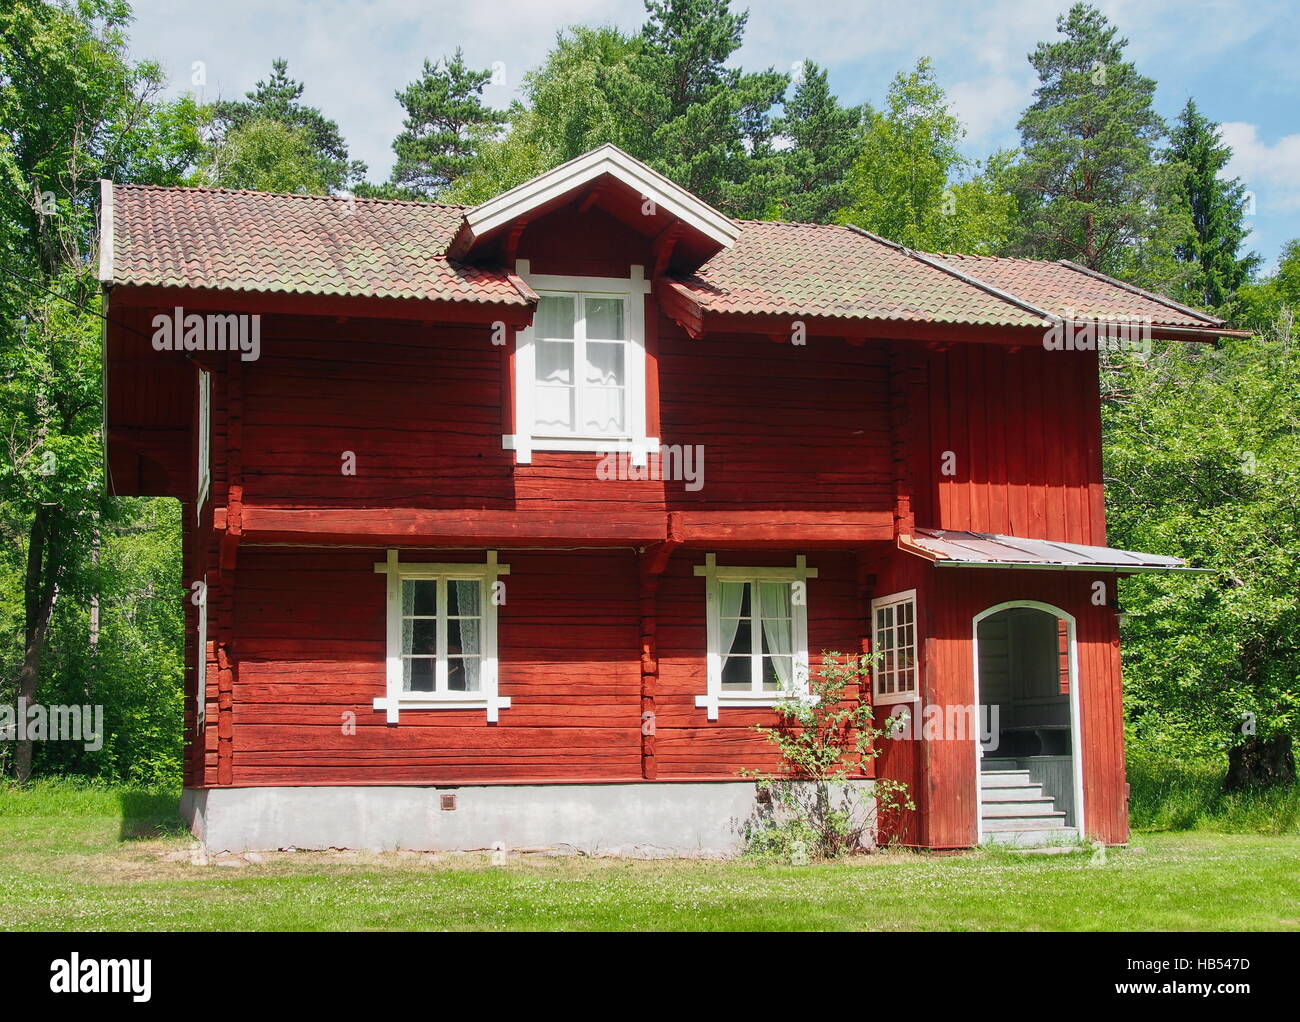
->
(899, 528, 1210, 573)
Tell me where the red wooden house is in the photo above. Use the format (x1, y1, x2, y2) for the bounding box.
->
(99, 145, 1237, 854)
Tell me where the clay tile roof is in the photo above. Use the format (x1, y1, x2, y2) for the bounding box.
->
(100, 180, 1232, 334)
(104, 183, 527, 306)
(925, 252, 1224, 328)
(667, 220, 1047, 328)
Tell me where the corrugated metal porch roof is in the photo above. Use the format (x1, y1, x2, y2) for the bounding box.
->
(899, 528, 1207, 572)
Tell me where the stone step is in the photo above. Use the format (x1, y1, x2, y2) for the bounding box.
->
(982, 815, 1068, 831)
(981, 800, 1062, 819)
(981, 784, 1047, 802)
(985, 826, 1080, 847)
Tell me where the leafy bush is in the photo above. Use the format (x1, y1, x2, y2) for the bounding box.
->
(743, 653, 913, 860)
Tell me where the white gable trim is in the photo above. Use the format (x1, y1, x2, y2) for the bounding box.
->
(464, 144, 739, 250)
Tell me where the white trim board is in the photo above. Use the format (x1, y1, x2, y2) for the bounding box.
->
(97, 180, 114, 283)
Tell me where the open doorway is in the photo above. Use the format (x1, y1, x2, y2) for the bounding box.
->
(973, 602, 1083, 844)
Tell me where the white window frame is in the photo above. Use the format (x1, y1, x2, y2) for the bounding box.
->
(196, 574, 207, 728)
(372, 549, 510, 723)
(196, 369, 211, 524)
(504, 260, 656, 466)
(871, 589, 920, 706)
(694, 553, 817, 721)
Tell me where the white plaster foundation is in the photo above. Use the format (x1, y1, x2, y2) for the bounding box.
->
(181, 780, 877, 858)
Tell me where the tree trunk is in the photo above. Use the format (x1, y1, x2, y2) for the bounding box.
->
(15, 507, 57, 783)
(1224, 733, 1296, 791)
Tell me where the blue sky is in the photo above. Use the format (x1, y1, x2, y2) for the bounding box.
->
(126, 0, 1300, 270)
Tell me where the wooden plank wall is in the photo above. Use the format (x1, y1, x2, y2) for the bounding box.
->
(212, 315, 896, 518)
(219, 546, 871, 786)
(922, 343, 1106, 544)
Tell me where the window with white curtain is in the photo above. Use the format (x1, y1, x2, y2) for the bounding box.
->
(871, 590, 919, 705)
(373, 552, 511, 723)
(506, 264, 654, 465)
(533, 292, 628, 437)
(695, 555, 815, 721)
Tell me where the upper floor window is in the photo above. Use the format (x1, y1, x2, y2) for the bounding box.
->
(534, 293, 628, 437)
(506, 263, 653, 465)
(872, 589, 919, 705)
(694, 554, 816, 721)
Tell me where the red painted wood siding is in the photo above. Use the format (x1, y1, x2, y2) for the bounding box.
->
(919, 344, 1107, 544)
(213, 547, 870, 786)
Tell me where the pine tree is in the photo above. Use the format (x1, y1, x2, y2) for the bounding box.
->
(1011, 4, 1187, 276)
(625, 0, 788, 216)
(389, 49, 506, 199)
(208, 59, 364, 192)
(1165, 98, 1260, 310)
(771, 61, 864, 224)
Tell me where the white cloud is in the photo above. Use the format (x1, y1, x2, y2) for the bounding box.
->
(948, 73, 1033, 148)
(1220, 122, 1300, 213)
(128, 0, 644, 180)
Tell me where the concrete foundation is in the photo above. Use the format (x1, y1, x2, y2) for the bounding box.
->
(181, 780, 877, 858)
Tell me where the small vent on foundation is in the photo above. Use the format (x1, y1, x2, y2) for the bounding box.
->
(440, 793, 457, 812)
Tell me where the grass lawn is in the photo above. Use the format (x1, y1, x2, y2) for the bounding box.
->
(1, 782, 1297, 931)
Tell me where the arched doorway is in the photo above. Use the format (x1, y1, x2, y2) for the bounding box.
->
(973, 602, 1083, 844)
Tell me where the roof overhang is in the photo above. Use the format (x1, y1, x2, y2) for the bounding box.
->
(899, 529, 1211, 573)
(447, 144, 740, 264)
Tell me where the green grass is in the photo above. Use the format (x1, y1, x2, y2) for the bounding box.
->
(1127, 752, 1300, 834)
(1, 779, 1297, 931)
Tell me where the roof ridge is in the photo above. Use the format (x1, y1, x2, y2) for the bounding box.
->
(733, 217, 855, 229)
(109, 180, 470, 212)
(844, 228, 1057, 324)
(927, 250, 1040, 265)
(1055, 260, 1223, 325)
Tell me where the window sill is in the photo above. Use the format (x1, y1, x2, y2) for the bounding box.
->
(372, 694, 511, 723)
(502, 434, 658, 465)
(695, 691, 816, 721)
(873, 691, 921, 707)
